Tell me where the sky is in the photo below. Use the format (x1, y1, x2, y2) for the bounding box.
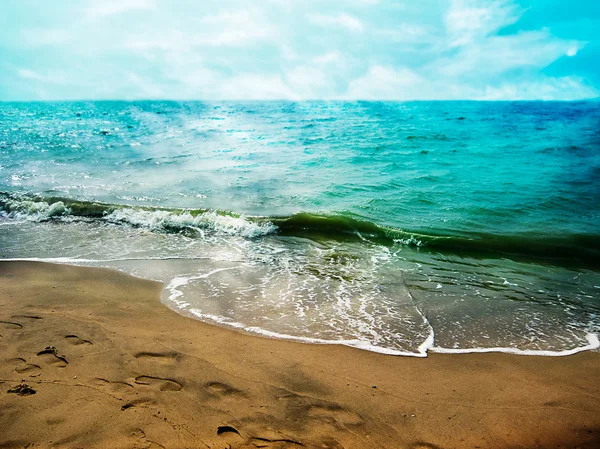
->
(0, 0, 599, 101)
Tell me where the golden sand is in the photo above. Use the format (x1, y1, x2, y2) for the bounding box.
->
(0, 261, 598, 448)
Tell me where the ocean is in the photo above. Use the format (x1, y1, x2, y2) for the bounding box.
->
(1, 100, 599, 356)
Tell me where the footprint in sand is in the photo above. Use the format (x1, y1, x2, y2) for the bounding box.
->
(280, 391, 363, 429)
(204, 381, 246, 398)
(0, 320, 23, 330)
(11, 315, 43, 322)
(218, 426, 306, 449)
(92, 378, 136, 396)
(9, 357, 42, 377)
(409, 443, 444, 449)
(134, 352, 179, 364)
(247, 437, 309, 448)
(121, 398, 157, 411)
(131, 428, 166, 449)
(65, 334, 93, 346)
(307, 402, 364, 427)
(37, 346, 68, 367)
(7, 383, 37, 396)
(217, 426, 245, 447)
(134, 375, 182, 392)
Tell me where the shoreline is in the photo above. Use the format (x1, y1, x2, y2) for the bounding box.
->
(5, 257, 599, 358)
(1, 261, 599, 448)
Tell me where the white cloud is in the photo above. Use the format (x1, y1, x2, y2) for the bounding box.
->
(2, 0, 597, 101)
(346, 66, 423, 99)
(378, 24, 431, 43)
(479, 76, 598, 100)
(199, 10, 274, 46)
(436, 30, 586, 77)
(126, 30, 187, 52)
(445, 0, 521, 47)
(124, 72, 165, 98)
(313, 51, 343, 65)
(22, 29, 71, 46)
(285, 66, 333, 98)
(17, 68, 66, 84)
(85, 0, 155, 20)
(344, 64, 598, 101)
(307, 13, 364, 33)
(426, 0, 591, 97)
(347, 0, 380, 5)
(125, 9, 274, 52)
(17, 68, 43, 80)
(216, 73, 298, 100)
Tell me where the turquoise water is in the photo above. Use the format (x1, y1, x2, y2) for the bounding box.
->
(1, 101, 599, 355)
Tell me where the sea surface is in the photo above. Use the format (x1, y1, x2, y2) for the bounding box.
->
(1, 101, 599, 356)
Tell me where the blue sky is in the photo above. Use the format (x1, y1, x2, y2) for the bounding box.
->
(1, 0, 598, 100)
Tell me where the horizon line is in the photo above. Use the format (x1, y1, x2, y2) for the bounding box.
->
(1, 98, 599, 103)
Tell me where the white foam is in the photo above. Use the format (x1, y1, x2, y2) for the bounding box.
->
(431, 333, 600, 357)
(1, 199, 70, 221)
(394, 235, 423, 246)
(105, 208, 276, 238)
(417, 327, 435, 355)
(0, 257, 100, 264)
(183, 308, 428, 357)
(0, 256, 213, 264)
(1, 196, 276, 238)
(163, 270, 435, 358)
(163, 267, 240, 304)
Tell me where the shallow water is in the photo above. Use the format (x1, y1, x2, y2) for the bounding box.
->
(1, 101, 599, 356)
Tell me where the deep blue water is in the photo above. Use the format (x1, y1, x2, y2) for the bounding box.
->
(1, 101, 599, 356)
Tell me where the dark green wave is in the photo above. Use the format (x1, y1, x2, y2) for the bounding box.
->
(1, 192, 598, 269)
(269, 212, 600, 268)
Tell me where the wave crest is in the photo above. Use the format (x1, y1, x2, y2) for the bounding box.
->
(106, 208, 276, 238)
(2, 192, 599, 267)
(1, 197, 70, 221)
(0, 192, 275, 239)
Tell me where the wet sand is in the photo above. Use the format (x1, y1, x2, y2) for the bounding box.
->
(0, 261, 598, 449)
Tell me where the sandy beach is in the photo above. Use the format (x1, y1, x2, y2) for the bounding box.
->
(0, 261, 598, 449)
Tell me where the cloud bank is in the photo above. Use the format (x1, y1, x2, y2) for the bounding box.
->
(0, 0, 598, 100)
